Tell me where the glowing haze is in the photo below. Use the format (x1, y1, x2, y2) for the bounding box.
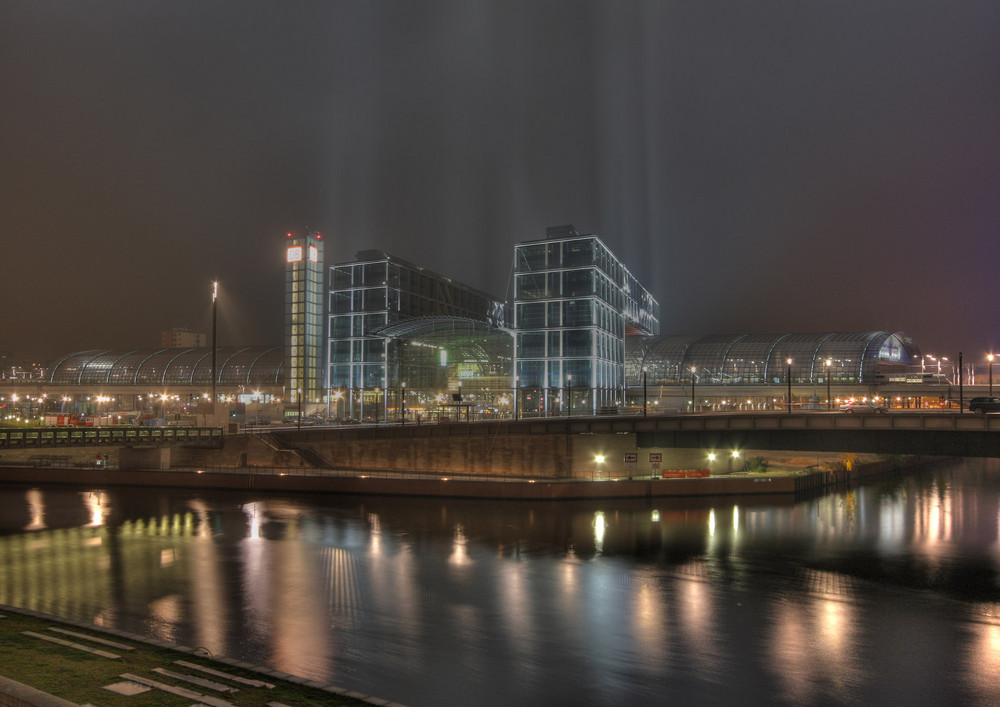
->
(2, 1, 998, 360)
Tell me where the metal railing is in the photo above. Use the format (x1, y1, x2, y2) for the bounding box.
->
(0, 426, 225, 449)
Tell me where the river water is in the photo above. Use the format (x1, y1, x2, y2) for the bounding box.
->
(1, 459, 999, 705)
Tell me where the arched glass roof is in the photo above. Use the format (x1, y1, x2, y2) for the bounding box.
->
(47, 347, 284, 387)
(626, 332, 920, 386)
(367, 316, 514, 380)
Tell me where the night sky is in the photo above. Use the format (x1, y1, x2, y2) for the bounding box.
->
(3, 1, 999, 362)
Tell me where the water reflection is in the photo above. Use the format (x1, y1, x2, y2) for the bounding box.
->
(0, 460, 998, 705)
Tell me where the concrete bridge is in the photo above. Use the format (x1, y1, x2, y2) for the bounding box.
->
(4, 414, 992, 478)
(272, 411, 1000, 467)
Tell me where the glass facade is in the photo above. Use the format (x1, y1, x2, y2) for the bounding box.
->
(626, 332, 920, 387)
(327, 250, 507, 406)
(514, 226, 659, 413)
(284, 231, 325, 404)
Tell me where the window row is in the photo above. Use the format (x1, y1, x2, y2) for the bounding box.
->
(515, 237, 627, 284)
(515, 358, 622, 389)
(330, 313, 388, 338)
(516, 300, 626, 335)
(516, 330, 624, 362)
(332, 263, 496, 314)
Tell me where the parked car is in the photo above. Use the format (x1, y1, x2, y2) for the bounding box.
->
(969, 397, 1000, 413)
(839, 400, 888, 414)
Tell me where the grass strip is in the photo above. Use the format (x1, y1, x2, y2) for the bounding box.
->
(0, 610, 373, 706)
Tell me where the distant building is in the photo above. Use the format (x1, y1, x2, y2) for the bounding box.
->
(284, 230, 325, 405)
(160, 327, 207, 348)
(513, 225, 660, 413)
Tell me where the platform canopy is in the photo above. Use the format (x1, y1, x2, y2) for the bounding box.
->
(46, 346, 284, 387)
(625, 331, 920, 386)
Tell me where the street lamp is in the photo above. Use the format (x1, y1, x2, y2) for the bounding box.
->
(514, 375, 519, 421)
(567, 374, 573, 417)
(211, 280, 219, 416)
(690, 367, 697, 413)
(786, 358, 793, 413)
(642, 365, 648, 417)
(332, 390, 343, 422)
(825, 359, 832, 410)
(989, 353, 995, 396)
(401, 381, 406, 425)
(958, 352, 964, 412)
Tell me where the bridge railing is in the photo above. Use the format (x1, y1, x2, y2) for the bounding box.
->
(260, 410, 1000, 442)
(0, 426, 225, 449)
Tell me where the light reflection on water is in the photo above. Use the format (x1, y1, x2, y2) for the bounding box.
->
(0, 459, 999, 705)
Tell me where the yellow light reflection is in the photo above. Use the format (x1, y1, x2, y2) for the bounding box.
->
(187, 500, 226, 657)
(630, 574, 666, 669)
(593, 512, 606, 555)
(82, 491, 107, 527)
(369, 512, 382, 557)
(449, 523, 471, 566)
(965, 619, 1000, 702)
(676, 572, 722, 679)
(499, 562, 532, 648)
(766, 576, 860, 702)
(25, 489, 46, 531)
(148, 594, 183, 644)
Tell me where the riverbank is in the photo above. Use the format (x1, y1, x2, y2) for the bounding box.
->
(0, 454, 938, 500)
(0, 604, 396, 706)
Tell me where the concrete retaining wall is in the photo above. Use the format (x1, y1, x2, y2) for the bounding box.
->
(0, 465, 801, 499)
(181, 432, 726, 479)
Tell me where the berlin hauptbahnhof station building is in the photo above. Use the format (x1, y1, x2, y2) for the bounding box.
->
(12, 225, 956, 423)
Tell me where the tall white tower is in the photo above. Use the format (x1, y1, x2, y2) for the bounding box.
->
(284, 230, 325, 408)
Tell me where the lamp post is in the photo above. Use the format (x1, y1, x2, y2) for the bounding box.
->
(567, 374, 573, 417)
(400, 381, 406, 425)
(825, 359, 832, 410)
(958, 352, 964, 412)
(211, 280, 218, 412)
(786, 358, 793, 413)
(642, 365, 648, 417)
(333, 390, 343, 423)
(594, 454, 605, 481)
(514, 375, 519, 421)
(989, 353, 995, 396)
(297, 388, 302, 429)
(690, 367, 697, 413)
